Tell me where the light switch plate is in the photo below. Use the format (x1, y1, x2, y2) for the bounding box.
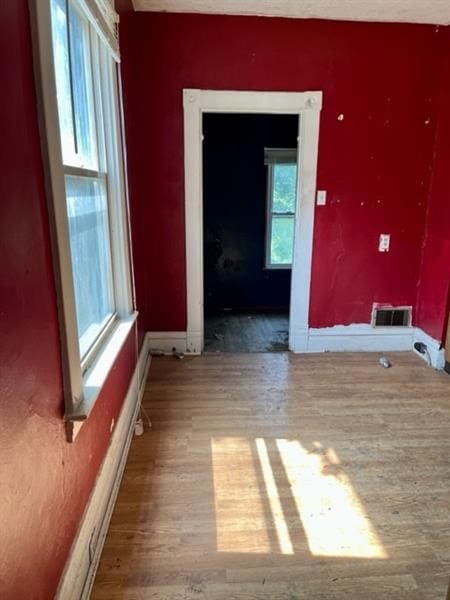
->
(379, 234, 390, 252)
(317, 190, 327, 205)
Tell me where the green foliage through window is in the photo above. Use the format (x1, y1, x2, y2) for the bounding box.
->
(268, 163, 297, 266)
(271, 216, 295, 264)
(273, 164, 297, 213)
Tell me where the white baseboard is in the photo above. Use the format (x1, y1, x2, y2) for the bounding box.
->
(186, 330, 202, 354)
(305, 324, 415, 353)
(413, 328, 445, 369)
(289, 327, 309, 352)
(56, 335, 151, 600)
(151, 326, 414, 355)
(144, 327, 445, 369)
(147, 331, 189, 354)
(139, 333, 153, 397)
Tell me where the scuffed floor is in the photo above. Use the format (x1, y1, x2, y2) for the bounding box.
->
(204, 311, 289, 352)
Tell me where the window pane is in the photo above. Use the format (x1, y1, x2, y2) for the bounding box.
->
(50, 0, 74, 161)
(270, 216, 295, 265)
(65, 176, 114, 357)
(272, 164, 297, 213)
(51, 0, 98, 169)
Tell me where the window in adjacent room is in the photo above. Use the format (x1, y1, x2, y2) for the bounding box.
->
(32, 0, 134, 436)
(265, 148, 298, 268)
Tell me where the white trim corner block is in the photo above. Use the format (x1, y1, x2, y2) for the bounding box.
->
(56, 336, 151, 600)
(289, 327, 309, 353)
(183, 89, 322, 354)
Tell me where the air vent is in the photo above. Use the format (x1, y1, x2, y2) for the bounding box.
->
(373, 307, 411, 327)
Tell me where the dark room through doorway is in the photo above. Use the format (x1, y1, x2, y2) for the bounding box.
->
(203, 113, 299, 352)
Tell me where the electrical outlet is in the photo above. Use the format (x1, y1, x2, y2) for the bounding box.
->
(379, 234, 390, 252)
(135, 418, 144, 436)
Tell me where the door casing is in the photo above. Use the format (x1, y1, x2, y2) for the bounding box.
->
(183, 89, 322, 353)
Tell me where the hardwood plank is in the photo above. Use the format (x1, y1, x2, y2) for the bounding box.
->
(92, 352, 450, 599)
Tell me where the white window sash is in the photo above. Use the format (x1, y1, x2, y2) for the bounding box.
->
(265, 152, 297, 269)
(77, 0, 120, 61)
(30, 0, 134, 440)
(264, 147, 297, 165)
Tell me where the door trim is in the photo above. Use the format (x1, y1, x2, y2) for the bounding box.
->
(183, 89, 322, 353)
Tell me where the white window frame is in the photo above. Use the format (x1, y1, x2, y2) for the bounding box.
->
(30, 0, 136, 441)
(264, 148, 298, 270)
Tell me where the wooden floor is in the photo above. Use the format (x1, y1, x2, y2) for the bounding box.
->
(92, 352, 450, 600)
(204, 311, 289, 353)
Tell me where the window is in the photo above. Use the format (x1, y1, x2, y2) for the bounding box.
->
(51, 0, 118, 362)
(32, 0, 134, 437)
(265, 148, 298, 268)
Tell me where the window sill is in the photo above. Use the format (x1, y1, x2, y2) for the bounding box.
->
(65, 311, 138, 441)
(264, 265, 293, 270)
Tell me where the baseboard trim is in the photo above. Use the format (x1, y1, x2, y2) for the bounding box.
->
(147, 331, 189, 354)
(186, 330, 202, 354)
(144, 327, 445, 369)
(305, 324, 415, 353)
(289, 327, 309, 352)
(56, 335, 151, 600)
(413, 328, 445, 369)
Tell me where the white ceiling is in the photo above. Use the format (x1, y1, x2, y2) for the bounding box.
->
(132, 0, 450, 26)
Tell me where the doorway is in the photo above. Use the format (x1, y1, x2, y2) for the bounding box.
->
(203, 113, 298, 352)
(183, 90, 322, 354)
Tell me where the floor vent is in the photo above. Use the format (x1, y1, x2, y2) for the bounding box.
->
(373, 307, 411, 327)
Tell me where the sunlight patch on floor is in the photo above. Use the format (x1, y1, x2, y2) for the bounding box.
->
(276, 439, 387, 559)
(211, 437, 272, 553)
(211, 436, 386, 559)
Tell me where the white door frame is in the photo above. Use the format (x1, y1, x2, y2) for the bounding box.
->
(183, 89, 322, 353)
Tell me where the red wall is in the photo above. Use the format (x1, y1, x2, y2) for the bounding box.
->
(416, 29, 450, 343)
(120, 12, 442, 331)
(0, 3, 137, 599)
(2, 5, 448, 596)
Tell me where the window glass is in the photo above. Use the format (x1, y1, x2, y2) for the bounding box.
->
(50, 0, 74, 160)
(51, 0, 98, 170)
(65, 175, 114, 358)
(270, 215, 295, 265)
(272, 164, 297, 213)
(267, 161, 297, 267)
